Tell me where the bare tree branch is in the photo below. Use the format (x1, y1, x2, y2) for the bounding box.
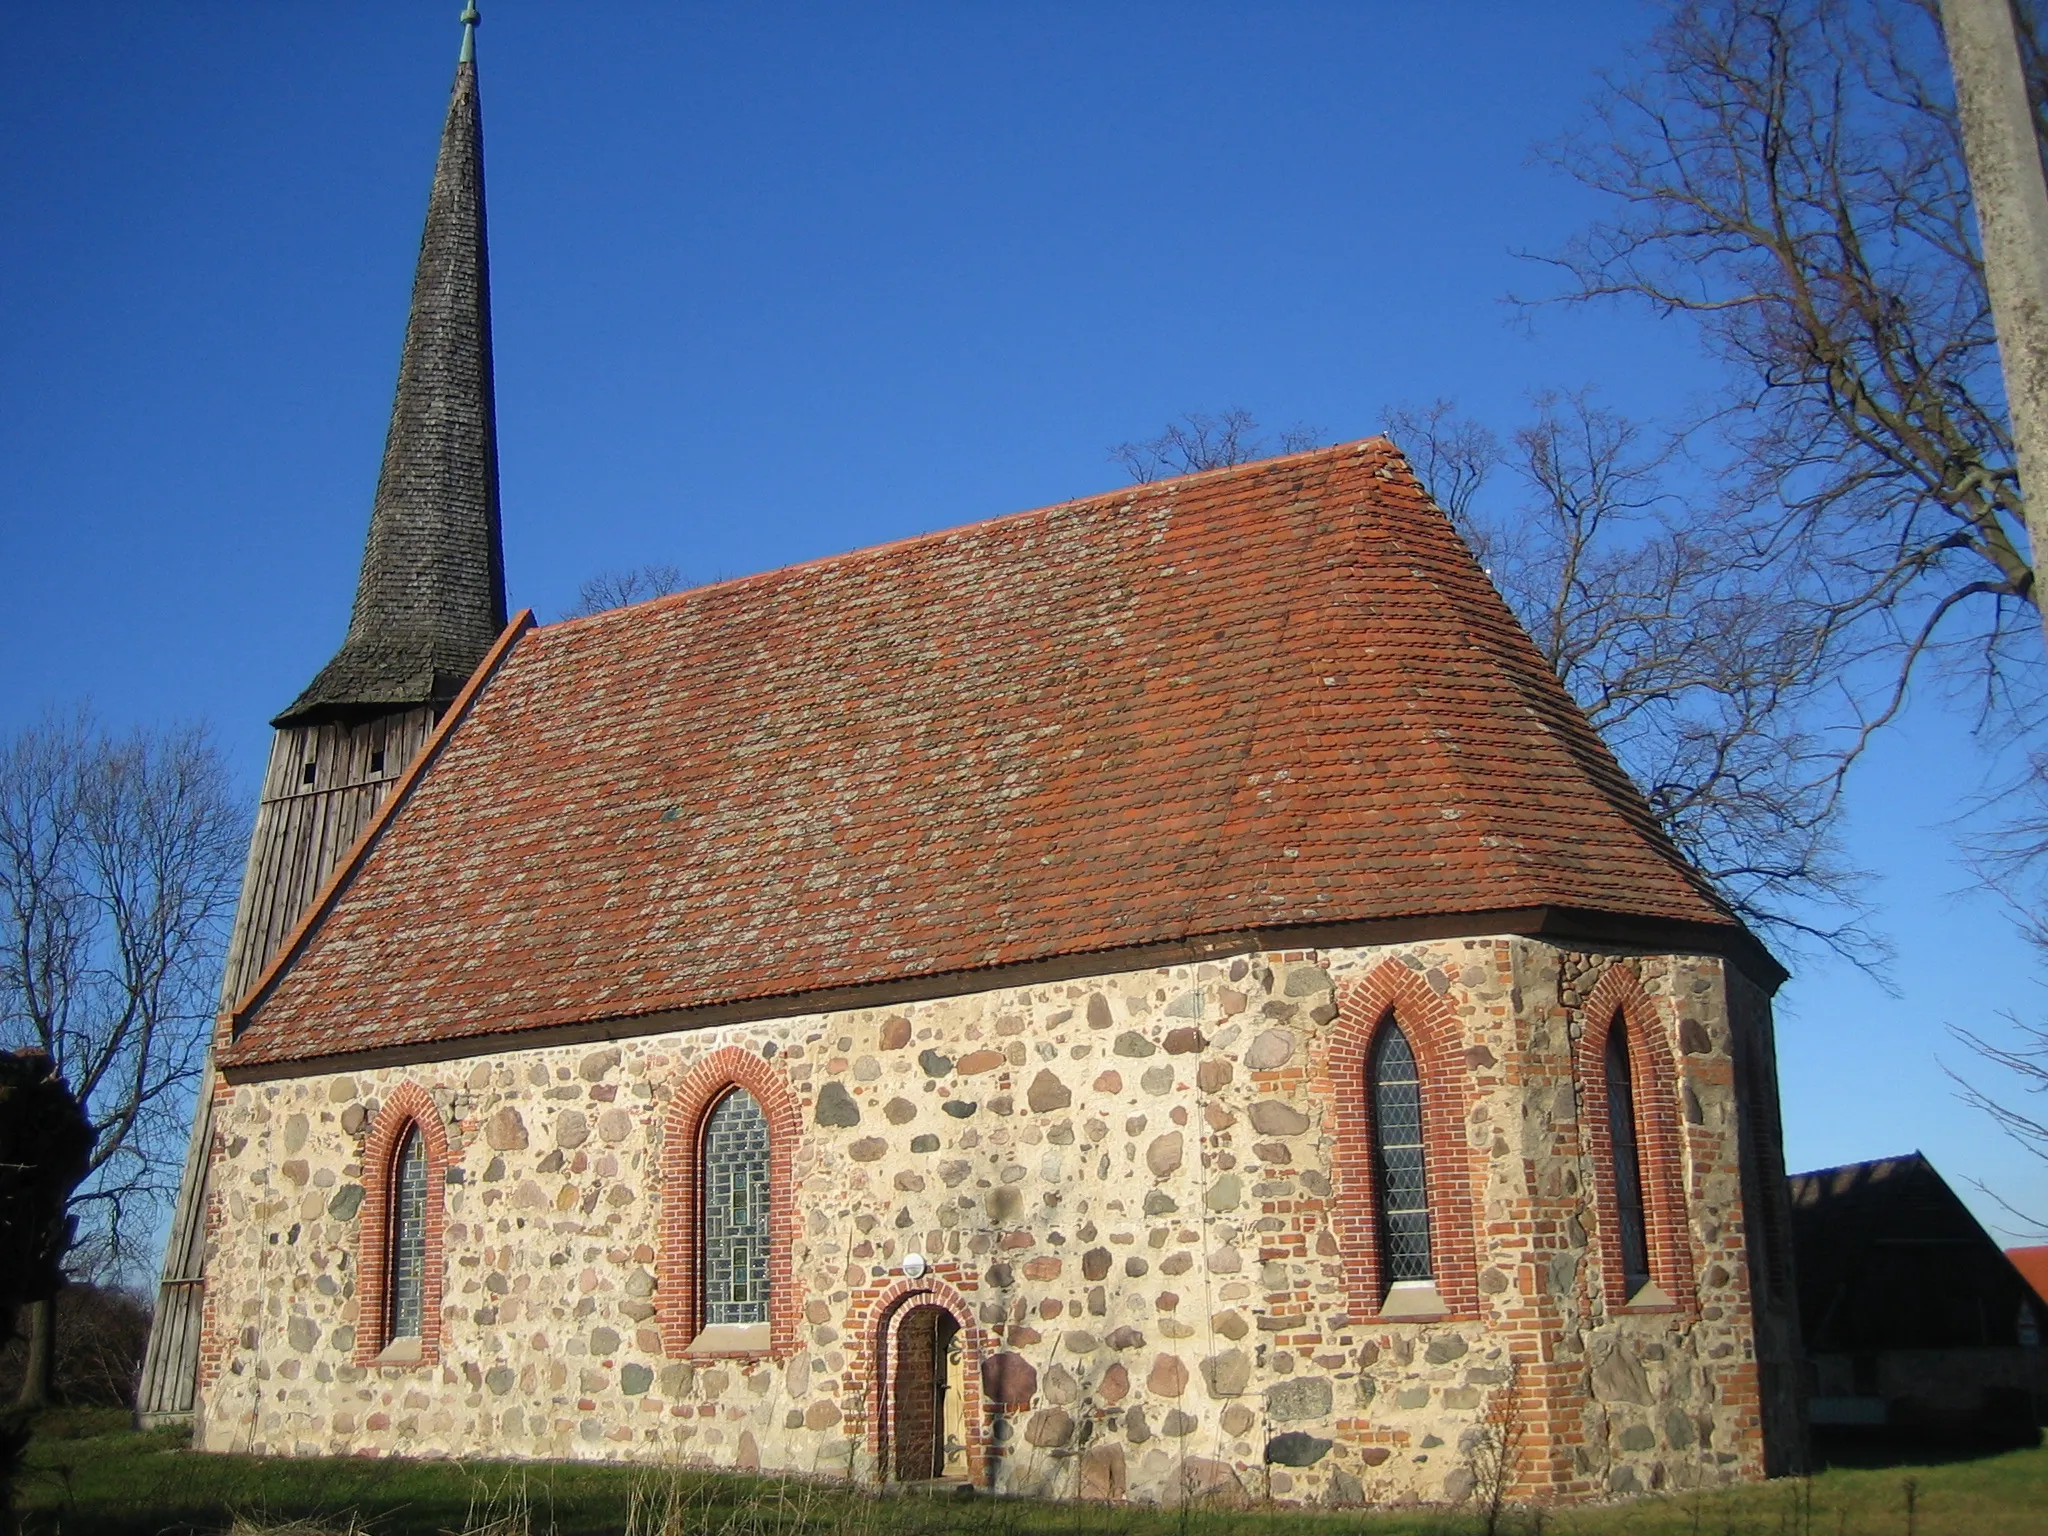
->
(1527, 0, 2042, 708)
(1389, 392, 1883, 966)
(1111, 409, 1326, 483)
(1946, 1016, 2048, 1235)
(561, 564, 688, 621)
(0, 712, 247, 1282)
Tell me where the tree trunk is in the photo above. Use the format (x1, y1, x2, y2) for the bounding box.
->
(15, 1297, 55, 1409)
(1944, 0, 2048, 639)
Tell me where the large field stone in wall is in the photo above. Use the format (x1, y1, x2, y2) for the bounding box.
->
(1025, 1408, 1074, 1447)
(1027, 1070, 1071, 1112)
(1201, 1349, 1250, 1397)
(1245, 1030, 1295, 1069)
(485, 1107, 527, 1150)
(815, 1082, 860, 1127)
(982, 1351, 1037, 1406)
(1177, 1458, 1244, 1501)
(1146, 1353, 1188, 1396)
(1146, 1133, 1183, 1177)
(1249, 1100, 1310, 1135)
(1080, 1442, 1126, 1500)
(1266, 1376, 1333, 1422)
(1264, 1432, 1332, 1467)
(1593, 1341, 1652, 1404)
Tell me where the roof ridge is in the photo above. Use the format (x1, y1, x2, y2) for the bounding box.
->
(548, 439, 1399, 634)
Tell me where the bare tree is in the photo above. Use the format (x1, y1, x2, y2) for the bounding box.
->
(1111, 409, 1325, 483)
(1388, 392, 1877, 960)
(1945, 1013, 2048, 1233)
(0, 714, 247, 1406)
(561, 563, 688, 620)
(1380, 399, 1503, 527)
(1533, 0, 2044, 718)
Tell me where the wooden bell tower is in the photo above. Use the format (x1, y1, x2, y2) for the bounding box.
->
(136, 3, 506, 1425)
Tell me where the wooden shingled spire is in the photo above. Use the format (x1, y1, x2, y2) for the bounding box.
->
(136, 8, 509, 1427)
(275, 5, 506, 726)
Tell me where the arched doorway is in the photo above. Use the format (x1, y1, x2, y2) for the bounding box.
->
(888, 1302, 964, 1481)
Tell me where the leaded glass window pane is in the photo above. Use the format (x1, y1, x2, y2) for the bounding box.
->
(390, 1127, 428, 1340)
(1371, 1024, 1432, 1283)
(703, 1089, 770, 1325)
(1605, 1020, 1653, 1294)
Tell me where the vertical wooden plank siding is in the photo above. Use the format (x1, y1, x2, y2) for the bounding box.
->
(135, 706, 436, 1425)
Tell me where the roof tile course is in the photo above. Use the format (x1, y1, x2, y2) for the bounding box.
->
(225, 440, 1738, 1068)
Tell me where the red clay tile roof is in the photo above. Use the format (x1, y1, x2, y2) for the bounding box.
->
(223, 439, 1747, 1070)
(2010, 1246, 2048, 1306)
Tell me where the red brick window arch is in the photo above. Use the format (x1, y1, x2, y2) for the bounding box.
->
(354, 1083, 451, 1366)
(1577, 967, 1695, 1311)
(1328, 961, 1480, 1319)
(659, 1046, 802, 1359)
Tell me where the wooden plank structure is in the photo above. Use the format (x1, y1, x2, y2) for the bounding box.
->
(135, 4, 506, 1426)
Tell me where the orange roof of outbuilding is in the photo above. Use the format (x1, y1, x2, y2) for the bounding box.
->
(223, 439, 1757, 1072)
(2010, 1246, 2048, 1305)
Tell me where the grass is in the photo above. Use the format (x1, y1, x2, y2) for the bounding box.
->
(9, 1410, 2047, 1536)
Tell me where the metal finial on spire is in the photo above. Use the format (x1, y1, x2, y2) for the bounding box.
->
(459, 3, 480, 64)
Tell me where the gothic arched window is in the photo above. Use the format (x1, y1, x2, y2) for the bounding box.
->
(354, 1084, 447, 1366)
(702, 1089, 770, 1326)
(1371, 1022, 1432, 1288)
(1604, 1017, 1653, 1297)
(388, 1126, 429, 1340)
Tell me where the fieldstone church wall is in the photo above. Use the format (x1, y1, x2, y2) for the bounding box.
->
(196, 934, 1794, 1505)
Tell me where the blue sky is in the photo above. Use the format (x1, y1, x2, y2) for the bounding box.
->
(4, 3, 2044, 1237)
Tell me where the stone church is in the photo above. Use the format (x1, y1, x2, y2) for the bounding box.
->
(139, 9, 1806, 1506)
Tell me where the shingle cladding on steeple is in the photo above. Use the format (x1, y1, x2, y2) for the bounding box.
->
(277, 49, 507, 726)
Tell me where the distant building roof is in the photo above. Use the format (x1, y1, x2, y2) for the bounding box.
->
(2009, 1246, 2048, 1307)
(222, 439, 1771, 1074)
(1789, 1153, 2044, 1352)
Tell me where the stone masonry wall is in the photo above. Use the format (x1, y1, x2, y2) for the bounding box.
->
(196, 936, 1779, 1505)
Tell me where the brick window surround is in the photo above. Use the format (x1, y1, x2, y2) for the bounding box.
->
(1575, 965, 1697, 1312)
(1327, 960, 1481, 1318)
(353, 1083, 451, 1367)
(659, 1046, 802, 1359)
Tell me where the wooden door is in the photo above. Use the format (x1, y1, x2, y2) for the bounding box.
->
(891, 1304, 958, 1480)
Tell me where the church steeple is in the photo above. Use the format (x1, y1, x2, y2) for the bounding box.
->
(276, 5, 506, 725)
(139, 8, 515, 1429)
